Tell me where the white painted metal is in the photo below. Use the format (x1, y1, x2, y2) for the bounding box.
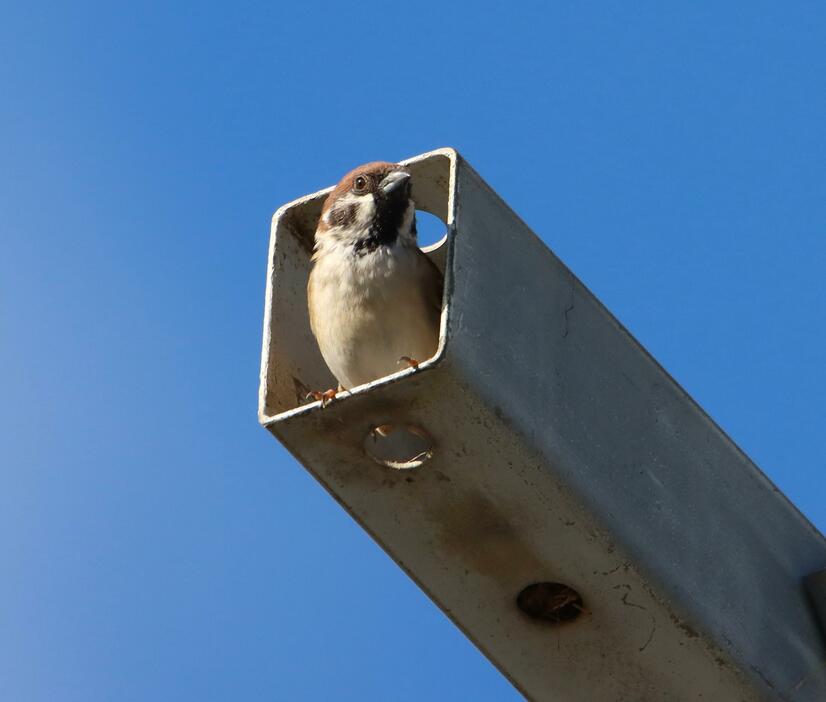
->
(259, 148, 826, 701)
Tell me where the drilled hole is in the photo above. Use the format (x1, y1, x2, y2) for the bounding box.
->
(415, 210, 447, 247)
(364, 424, 433, 470)
(516, 582, 584, 624)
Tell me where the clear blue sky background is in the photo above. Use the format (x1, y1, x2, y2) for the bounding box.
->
(2, 3, 824, 700)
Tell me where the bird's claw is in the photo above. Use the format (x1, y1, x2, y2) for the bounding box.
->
(398, 356, 419, 370)
(306, 388, 337, 407)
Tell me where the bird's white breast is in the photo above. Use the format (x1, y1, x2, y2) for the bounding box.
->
(309, 243, 438, 390)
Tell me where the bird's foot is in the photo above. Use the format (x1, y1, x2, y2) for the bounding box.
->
(398, 356, 419, 370)
(306, 388, 337, 407)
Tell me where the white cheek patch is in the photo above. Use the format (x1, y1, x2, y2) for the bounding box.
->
(357, 196, 375, 228)
(333, 191, 375, 230)
(316, 192, 377, 254)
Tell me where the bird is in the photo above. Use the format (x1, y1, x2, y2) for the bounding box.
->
(306, 161, 443, 405)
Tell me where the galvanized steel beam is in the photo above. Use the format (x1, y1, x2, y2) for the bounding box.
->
(259, 148, 826, 701)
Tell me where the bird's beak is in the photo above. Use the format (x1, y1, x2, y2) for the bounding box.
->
(380, 170, 411, 195)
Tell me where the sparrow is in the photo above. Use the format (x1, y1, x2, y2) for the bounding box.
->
(306, 161, 443, 404)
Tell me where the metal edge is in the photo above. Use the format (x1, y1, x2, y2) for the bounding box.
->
(258, 148, 460, 426)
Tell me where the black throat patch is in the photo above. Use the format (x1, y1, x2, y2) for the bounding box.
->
(353, 188, 411, 256)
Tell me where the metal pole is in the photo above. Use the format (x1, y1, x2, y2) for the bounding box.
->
(260, 148, 826, 701)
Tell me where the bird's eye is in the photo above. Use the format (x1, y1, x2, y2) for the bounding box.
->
(353, 175, 368, 193)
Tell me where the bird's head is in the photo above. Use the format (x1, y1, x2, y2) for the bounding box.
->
(315, 161, 416, 256)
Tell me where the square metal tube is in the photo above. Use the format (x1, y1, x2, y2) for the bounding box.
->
(260, 148, 826, 701)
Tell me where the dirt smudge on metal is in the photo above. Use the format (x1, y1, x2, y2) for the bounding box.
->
(428, 489, 548, 588)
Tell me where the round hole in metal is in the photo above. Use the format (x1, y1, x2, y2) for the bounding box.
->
(416, 210, 447, 247)
(516, 582, 584, 624)
(364, 424, 433, 470)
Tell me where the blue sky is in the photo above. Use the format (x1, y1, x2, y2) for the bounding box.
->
(2, 2, 824, 700)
